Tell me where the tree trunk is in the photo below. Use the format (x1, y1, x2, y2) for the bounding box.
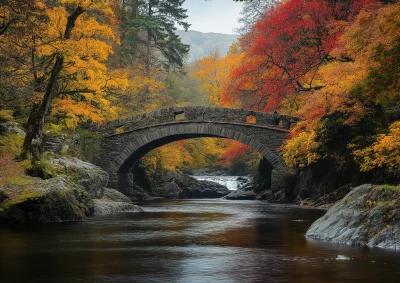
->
(374, 103, 389, 129)
(22, 56, 64, 161)
(146, 0, 152, 77)
(21, 6, 86, 169)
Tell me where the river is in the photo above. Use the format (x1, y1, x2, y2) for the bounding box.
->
(0, 199, 399, 283)
(192, 176, 251, 190)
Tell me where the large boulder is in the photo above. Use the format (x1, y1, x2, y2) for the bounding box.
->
(224, 188, 257, 200)
(123, 184, 153, 201)
(0, 176, 94, 223)
(155, 173, 231, 199)
(224, 181, 284, 201)
(93, 188, 143, 215)
(184, 180, 231, 198)
(0, 122, 25, 136)
(157, 182, 182, 199)
(306, 184, 400, 250)
(51, 157, 108, 198)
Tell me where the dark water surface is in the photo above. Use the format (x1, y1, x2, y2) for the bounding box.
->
(1, 199, 400, 283)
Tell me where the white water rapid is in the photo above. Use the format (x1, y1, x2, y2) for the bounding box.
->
(192, 176, 251, 190)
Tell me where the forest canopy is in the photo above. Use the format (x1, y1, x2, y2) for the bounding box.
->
(0, 0, 399, 182)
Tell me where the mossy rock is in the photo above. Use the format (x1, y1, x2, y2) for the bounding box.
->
(0, 177, 94, 224)
(50, 157, 109, 198)
(306, 184, 400, 250)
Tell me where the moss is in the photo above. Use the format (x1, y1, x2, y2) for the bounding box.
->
(0, 133, 24, 156)
(27, 153, 64, 180)
(0, 185, 94, 224)
(377, 184, 400, 191)
(43, 123, 65, 137)
(0, 109, 13, 122)
(1, 192, 44, 210)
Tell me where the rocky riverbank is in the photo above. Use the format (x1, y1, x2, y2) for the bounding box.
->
(306, 184, 400, 250)
(0, 157, 142, 224)
(126, 170, 231, 200)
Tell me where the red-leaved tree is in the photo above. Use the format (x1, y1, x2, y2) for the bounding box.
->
(225, 0, 376, 112)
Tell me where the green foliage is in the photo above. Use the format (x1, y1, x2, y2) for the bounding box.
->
(315, 112, 378, 165)
(0, 133, 24, 156)
(28, 153, 63, 180)
(72, 128, 104, 161)
(0, 109, 13, 122)
(119, 0, 190, 70)
(43, 124, 65, 137)
(1, 192, 44, 210)
(377, 184, 400, 191)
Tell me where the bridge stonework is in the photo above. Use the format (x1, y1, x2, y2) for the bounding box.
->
(93, 107, 299, 192)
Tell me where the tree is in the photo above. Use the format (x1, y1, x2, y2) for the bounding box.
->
(227, 0, 376, 113)
(234, 0, 277, 35)
(193, 44, 244, 107)
(117, 0, 190, 75)
(8, 1, 122, 172)
(281, 1, 399, 173)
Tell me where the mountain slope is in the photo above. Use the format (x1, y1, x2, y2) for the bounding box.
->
(176, 30, 239, 61)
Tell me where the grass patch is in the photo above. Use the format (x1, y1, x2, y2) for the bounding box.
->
(0, 132, 37, 199)
(0, 110, 13, 122)
(377, 184, 400, 191)
(1, 191, 44, 209)
(0, 133, 24, 156)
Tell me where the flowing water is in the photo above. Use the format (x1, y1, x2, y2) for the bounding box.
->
(192, 176, 251, 190)
(0, 199, 400, 283)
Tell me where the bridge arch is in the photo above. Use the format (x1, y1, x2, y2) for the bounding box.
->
(93, 107, 299, 192)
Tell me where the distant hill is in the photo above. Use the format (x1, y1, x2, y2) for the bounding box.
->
(176, 30, 239, 61)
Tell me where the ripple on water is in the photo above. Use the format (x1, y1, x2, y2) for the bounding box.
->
(0, 199, 399, 283)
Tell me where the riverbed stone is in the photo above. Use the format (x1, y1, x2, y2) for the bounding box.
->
(93, 188, 143, 215)
(224, 188, 257, 200)
(185, 180, 231, 198)
(0, 176, 94, 223)
(154, 173, 231, 199)
(306, 184, 400, 250)
(158, 182, 182, 199)
(51, 157, 108, 198)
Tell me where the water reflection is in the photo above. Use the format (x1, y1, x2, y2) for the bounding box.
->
(0, 200, 399, 283)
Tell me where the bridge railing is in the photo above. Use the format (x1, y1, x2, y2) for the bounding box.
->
(92, 107, 300, 136)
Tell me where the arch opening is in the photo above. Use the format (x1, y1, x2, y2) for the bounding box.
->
(113, 134, 283, 193)
(117, 136, 274, 196)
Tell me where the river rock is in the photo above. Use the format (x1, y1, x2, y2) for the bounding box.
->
(0, 122, 25, 136)
(184, 180, 231, 198)
(127, 185, 153, 201)
(103, 188, 133, 203)
(158, 182, 182, 199)
(0, 176, 94, 223)
(51, 157, 108, 198)
(224, 181, 284, 201)
(93, 188, 143, 215)
(224, 188, 257, 200)
(306, 184, 400, 250)
(155, 173, 231, 199)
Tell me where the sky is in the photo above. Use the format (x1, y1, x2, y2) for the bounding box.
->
(181, 0, 244, 34)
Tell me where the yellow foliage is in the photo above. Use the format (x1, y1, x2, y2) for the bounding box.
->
(193, 47, 244, 107)
(113, 68, 167, 118)
(0, 110, 13, 122)
(354, 122, 400, 171)
(282, 129, 321, 168)
(51, 97, 116, 128)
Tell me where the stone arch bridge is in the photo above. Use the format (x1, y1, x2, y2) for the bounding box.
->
(93, 107, 300, 192)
